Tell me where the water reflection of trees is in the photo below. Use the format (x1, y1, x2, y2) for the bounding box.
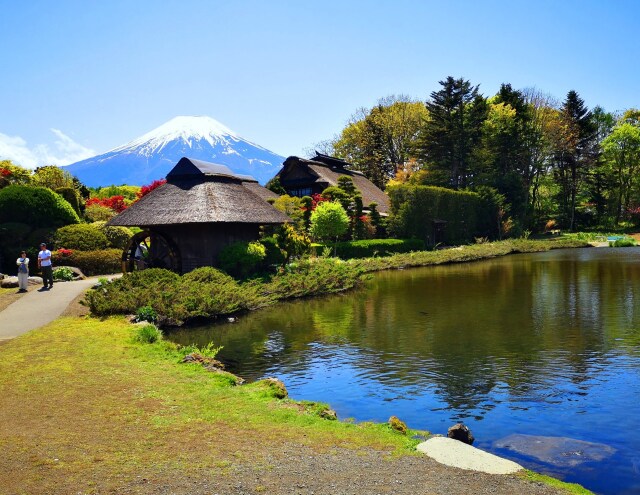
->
(172, 249, 640, 416)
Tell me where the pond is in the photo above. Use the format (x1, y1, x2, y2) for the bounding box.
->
(169, 247, 640, 495)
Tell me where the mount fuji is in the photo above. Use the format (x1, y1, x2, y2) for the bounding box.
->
(64, 116, 285, 187)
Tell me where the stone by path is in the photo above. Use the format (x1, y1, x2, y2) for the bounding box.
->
(417, 437, 524, 474)
(0, 277, 108, 342)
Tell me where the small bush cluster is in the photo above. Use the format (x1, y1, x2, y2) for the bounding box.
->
(135, 305, 158, 323)
(85, 203, 116, 222)
(610, 237, 637, 247)
(52, 266, 75, 281)
(133, 323, 162, 344)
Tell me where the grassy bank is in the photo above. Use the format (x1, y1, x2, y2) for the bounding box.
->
(0, 316, 592, 494)
(84, 237, 590, 325)
(0, 317, 418, 494)
(349, 237, 590, 273)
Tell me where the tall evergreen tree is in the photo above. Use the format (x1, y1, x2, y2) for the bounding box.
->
(553, 90, 597, 230)
(416, 76, 487, 189)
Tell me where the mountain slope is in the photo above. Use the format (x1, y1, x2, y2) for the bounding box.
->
(64, 116, 285, 187)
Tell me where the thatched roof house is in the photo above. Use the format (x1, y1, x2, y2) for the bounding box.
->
(109, 157, 288, 273)
(275, 153, 390, 214)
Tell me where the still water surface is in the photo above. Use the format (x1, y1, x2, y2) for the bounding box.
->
(170, 247, 640, 495)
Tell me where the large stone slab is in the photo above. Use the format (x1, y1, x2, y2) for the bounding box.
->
(417, 436, 523, 474)
(493, 434, 616, 467)
(0, 276, 18, 288)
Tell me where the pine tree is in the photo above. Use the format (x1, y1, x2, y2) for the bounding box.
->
(416, 76, 487, 189)
(553, 90, 597, 230)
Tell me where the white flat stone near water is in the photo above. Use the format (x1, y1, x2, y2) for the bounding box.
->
(417, 437, 523, 475)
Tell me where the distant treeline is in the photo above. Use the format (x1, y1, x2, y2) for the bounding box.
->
(319, 77, 640, 234)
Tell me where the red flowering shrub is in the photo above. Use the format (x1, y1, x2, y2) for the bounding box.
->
(86, 195, 127, 213)
(310, 193, 328, 210)
(136, 179, 166, 200)
(56, 248, 74, 257)
(0, 168, 11, 177)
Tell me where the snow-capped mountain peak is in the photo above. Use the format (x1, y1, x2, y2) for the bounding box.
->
(112, 115, 239, 156)
(65, 115, 285, 187)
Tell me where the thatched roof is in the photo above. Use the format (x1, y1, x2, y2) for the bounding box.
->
(241, 180, 279, 202)
(108, 157, 289, 227)
(277, 154, 390, 213)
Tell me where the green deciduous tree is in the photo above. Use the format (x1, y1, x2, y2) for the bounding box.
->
(602, 120, 640, 224)
(0, 160, 33, 188)
(331, 95, 427, 189)
(310, 201, 349, 244)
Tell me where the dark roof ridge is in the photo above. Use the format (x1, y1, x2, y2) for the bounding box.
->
(167, 157, 257, 182)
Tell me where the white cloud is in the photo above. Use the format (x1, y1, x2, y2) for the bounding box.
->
(0, 129, 96, 169)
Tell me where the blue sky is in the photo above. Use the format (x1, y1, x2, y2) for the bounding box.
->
(1, 0, 638, 168)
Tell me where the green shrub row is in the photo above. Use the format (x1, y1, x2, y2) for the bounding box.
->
(387, 184, 495, 245)
(52, 249, 122, 276)
(84, 260, 362, 324)
(54, 222, 133, 251)
(319, 238, 425, 260)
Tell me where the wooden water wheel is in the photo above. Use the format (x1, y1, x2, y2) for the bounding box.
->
(122, 230, 181, 273)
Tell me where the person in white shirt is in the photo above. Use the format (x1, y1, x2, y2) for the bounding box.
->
(16, 250, 29, 292)
(38, 242, 53, 290)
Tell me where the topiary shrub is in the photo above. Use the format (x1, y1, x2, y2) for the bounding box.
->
(218, 241, 266, 279)
(0, 185, 80, 228)
(54, 224, 109, 251)
(101, 225, 133, 250)
(51, 248, 122, 276)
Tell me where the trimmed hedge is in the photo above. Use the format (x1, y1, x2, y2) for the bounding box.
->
(0, 185, 80, 228)
(324, 238, 425, 259)
(52, 248, 122, 276)
(90, 221, 134, 249)
(54, 224, 109, 251)
(387, 184, 495, 246)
